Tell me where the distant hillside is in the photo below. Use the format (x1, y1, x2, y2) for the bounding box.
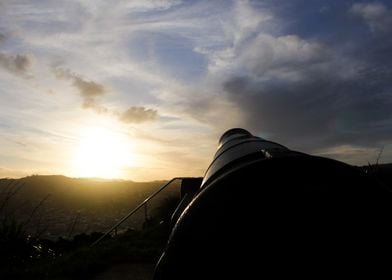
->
(0, 175, 180, 239)
(1, 163, 391, 240)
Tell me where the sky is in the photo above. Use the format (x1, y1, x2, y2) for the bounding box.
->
(0, 0, 391, 181)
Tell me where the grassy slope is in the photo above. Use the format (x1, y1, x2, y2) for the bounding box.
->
(0, 175, 180, 279)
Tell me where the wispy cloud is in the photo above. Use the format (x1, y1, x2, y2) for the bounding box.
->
(118, 106, 157, 124)
(0, 53, 34, 77)
(53, 67, 109, 113)
(350, 2, 392, 33)
(124, 0, 182, 12)
(53, 67, 158, 123)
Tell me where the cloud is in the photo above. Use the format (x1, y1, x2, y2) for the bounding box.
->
(315, 144, 382, 165)
(72, 77, 106, 99)
(202, 2, 275, 74)
(118, 106, 157, 123)
(1, 0, 391, 174)
(350, 2, 392, 33)
(0, 53, 34, 77)
(194, 1, 392, 157)
(53, 67, 108, 113)
(125, 0, 182, 12)
(71, 77, 108, 113)
(0, 34, 34, 77)
(219, 24, 392, 152)
(220, 27, 392, 152)
(54, 67, 106, 98)
(229, 0, 272, 45)
(223, 71, 392, 150)
(53, 67, 159, 121)
(237, 34, 329, 78)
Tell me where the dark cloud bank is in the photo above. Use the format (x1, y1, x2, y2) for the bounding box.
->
(221, 2, 392, 154)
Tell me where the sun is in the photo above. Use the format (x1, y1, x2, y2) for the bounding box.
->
(72, 127, 133, 179)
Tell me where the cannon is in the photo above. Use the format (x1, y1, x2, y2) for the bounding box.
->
(154, 128, 392, 279)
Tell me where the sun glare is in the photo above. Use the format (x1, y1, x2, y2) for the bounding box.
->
(72, 127, 133, 179)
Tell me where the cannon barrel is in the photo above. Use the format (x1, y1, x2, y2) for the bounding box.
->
(154, 128, 391, 279)
(201, 128, 289, 188)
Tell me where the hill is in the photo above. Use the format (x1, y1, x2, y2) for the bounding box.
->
(0, 175, 180, 240)
(1, 163, 391, 240)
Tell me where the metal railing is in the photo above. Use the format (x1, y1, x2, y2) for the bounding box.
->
(90, 177, 188, 247)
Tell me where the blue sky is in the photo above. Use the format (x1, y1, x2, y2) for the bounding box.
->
(0, 0, 391, 180)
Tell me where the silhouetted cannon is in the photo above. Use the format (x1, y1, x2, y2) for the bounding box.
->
(154, 128, 392, 279)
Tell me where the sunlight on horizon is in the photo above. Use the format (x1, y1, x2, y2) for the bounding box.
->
(71, 127, 137, 179)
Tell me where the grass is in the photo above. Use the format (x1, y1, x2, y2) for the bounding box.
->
(0, 222, 170, 279)
(0, 181, 177, 279)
